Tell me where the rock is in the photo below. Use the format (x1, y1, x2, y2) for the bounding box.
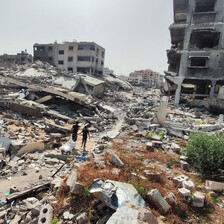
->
(131, 173, 147, 180)
(180, 160, 189, 171)
(71, 182, 85, 196)
(164, 193, 176, 206)
(183, 180, 195, 192)
(205, 180, 224, 192)
(173, 175, 189, 188)
(147, 189, 171, 214)
(45, 158, 59, 164)
(192, 191, 205, 208)
(107, 204, 158, 224)
(144, 170, 161, 181)
(76, 212, 88, 224)
(109, 154, 124, 168)
(178, 188, 191, 199)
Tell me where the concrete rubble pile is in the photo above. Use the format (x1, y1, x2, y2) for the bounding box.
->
(0, 63, 224, 223)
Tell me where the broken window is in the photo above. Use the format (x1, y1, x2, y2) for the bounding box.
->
(68, 57, 73, 62)
(69, 46, 73, 50)
(37, 46, 45, 52)
(68, 67, 73, 72)
(190, 58, 207, 67)
(101, 61, 104, 65)
(189, 31, 220, 49)
(49, 57, 52, 60)
(77, 57, 91, 61)
(77, 67, 91, 74)
(48, 46, 53, 50)
(59, 50, 64, 54)
(195, 0, 215, 12)
(58, 60, 64, 65)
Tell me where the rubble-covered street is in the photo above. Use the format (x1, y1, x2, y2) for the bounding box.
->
(1, 61, 224, 224)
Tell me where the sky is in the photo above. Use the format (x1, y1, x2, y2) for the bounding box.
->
(0, 0, 173, 76)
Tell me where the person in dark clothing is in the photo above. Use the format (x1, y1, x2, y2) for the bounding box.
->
(81, 126, 90, 150)
(72, 121, 80, 142)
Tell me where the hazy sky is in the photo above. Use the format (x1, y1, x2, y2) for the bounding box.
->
(0, 0, 173, 76)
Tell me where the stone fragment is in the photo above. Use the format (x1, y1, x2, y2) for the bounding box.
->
(63, 211, 74, 220)
(164, 192, 176, 206)
(51, 177, 63, 190)
(144, 170, 161, 181)
(71, 182, 85, 196)
(109, 154, 124, 168)
(178, 188, 191, 199)
(147, 189, 171, 214)
(192, 191, 205, 208)
(146, 142, 154, 151)
(76, 212, 88, 224)
(131, 173, 147, 180)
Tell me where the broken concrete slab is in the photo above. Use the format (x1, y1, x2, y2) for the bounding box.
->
(90, 179, 146, 210)
(16, 142, 45, 156)
(178, 188, 191, 199)
(38, 204, 53, 224)
(173, 175, 189, 188)
(147, 189, 171, 214)
(106, 204, 158, 224)
(109, 154, 124, 168)
(205, 180, 224, 192)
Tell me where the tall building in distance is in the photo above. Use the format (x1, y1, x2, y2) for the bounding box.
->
(0, 50, 32, 68)
(33, 41, 105, 76)
(128, 69, 163, 87)
(165, 0, 224, 104)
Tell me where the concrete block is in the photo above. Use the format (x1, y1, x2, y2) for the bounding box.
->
(146, 142, 154, 151)
(147, 189, 171, 214)
(38, 204, 53, 224)
(109, 154, 124, 168)
(192, 191, 205, 208)
(152, 141, 163, 148)
(180, 160, 189, 171)
(171, 143, 181, 154)
(173, 175, 189, 188)
(51, 177, 63, 190)
(183, 180, 195, 192)
(178, 188, 191, 199)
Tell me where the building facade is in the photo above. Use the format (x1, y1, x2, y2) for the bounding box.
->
(0, 50, 32, 67)
(103, 67, 114, 75)
(165, 0, 224, 104)
(33, 41, 105, 76)
(129, 69, 163, 87)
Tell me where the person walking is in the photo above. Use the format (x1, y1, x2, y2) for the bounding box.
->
(81, 126, 90, 150)
(72, 121, 80, 142)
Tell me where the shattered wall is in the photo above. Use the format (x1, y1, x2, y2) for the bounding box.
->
(165, 0, 224, 104)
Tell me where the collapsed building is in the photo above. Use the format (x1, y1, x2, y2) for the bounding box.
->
(0, 50, 32, 68)
(165, 0, 224, 105)
(33, 41, 105, 76)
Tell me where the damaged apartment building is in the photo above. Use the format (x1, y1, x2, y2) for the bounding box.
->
(0, 50, 32, 68)
(33, 41, 105, 76)
(165, 0, 224, 105)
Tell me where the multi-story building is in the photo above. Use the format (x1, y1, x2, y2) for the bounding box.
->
(33, 41, 105, 76)
(0, 50, 32, 67)
(129, 69, 163, 87)
(165, 0, 224, 104)
(103, 67, 114, 76)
